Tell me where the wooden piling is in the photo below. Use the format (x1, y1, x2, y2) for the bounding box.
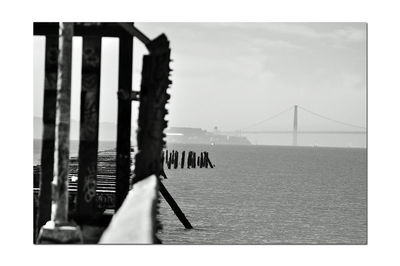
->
(181, 151, 185, 168)
(187, 151, 191, 169)
(168, 151, 172, 169)
(174, 151, 178, 169)
(205, 152, 214, 168)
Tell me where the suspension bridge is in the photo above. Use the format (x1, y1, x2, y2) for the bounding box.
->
(223, 105, 366, 146)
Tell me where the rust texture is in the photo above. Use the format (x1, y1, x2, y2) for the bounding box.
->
(133, 34, 171, 183)
(51, 22, 74, 224)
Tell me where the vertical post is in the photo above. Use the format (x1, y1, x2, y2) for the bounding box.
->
(115, 29, 133, 211)
(52, 23, 74, 224)
(37, 23, 82, 244)
(181, 151, 185, 168)
(200, 152, 204, 168)
(168, 151, 172, 169)
(76, 36, 102, 220)
(293, 105, 298, 146)
(36, 35, 59, 239)
(174, 151, 178, 169)
(187, 151, 192, 169)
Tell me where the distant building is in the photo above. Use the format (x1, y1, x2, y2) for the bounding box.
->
(165, 127, 251, 145)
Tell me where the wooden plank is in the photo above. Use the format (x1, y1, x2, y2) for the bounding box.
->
(36, 35, 59, 239)
(76, 36, 102, 220)
(115, 27, 133, 211)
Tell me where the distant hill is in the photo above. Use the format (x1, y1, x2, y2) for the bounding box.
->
(34, 117, 136, 141)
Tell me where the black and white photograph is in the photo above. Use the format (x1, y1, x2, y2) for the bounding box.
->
(2, 0, 400, 265)
(33, 22, 367, 244)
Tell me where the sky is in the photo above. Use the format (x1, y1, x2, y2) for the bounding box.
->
(33, 22, 366, 135)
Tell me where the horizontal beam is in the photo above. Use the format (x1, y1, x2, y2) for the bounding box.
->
(34, 22, 130, 37)
(118, 23, 151, 45)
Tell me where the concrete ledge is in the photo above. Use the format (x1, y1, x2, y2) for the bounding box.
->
(99, 175, 158, 244)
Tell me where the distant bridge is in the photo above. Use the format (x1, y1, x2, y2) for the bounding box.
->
(228, 130, 366, 135)
(223, 105, 366, 145)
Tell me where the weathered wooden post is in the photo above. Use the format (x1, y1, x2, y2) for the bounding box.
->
(181, 151, 185, 168)
(174, 151, 178, 169)
(205, 152, 214, 168)
(37, 23, 83, 244)
(187, 151, 191, 168)
(193, 152, 196, 168)
(168, 151, 172, 169)
(200, 152, 204, 168)
(36, 35, 59, 240)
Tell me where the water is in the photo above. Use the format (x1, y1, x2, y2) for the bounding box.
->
(159, 144, 367, 244)
(33, 140, 367, 244)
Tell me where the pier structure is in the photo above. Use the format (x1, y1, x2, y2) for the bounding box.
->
(34, 22, 191, 244)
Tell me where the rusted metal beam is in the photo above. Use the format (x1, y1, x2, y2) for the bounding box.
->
(118, 23, 151, 45)
(52, 22, 74, 224)
(37, 23, 82, 244)
(34, 22, 129, 37)
(115, 30, 134, 211)
(76, 36, 102, 221)
(36, 35, 59, 241)
(133, 34, 171, 184)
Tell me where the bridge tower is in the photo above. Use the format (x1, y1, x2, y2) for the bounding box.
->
(293, 105, 298, 146)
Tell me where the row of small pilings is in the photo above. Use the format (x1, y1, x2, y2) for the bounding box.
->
(162, 150, 214, 169)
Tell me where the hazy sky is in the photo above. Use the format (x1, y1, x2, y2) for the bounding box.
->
(34, 23, 366, 132)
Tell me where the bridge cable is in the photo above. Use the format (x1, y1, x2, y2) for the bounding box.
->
(298, 106, 366, 130)
(239, 106, 294, 131)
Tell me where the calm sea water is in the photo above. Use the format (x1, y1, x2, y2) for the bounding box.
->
(159, 144, 367, 244)
(33, 141, 367, 244)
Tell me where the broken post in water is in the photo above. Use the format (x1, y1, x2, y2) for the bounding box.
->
(181, 151, 185, 168)
(162, 149, 215, 169)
